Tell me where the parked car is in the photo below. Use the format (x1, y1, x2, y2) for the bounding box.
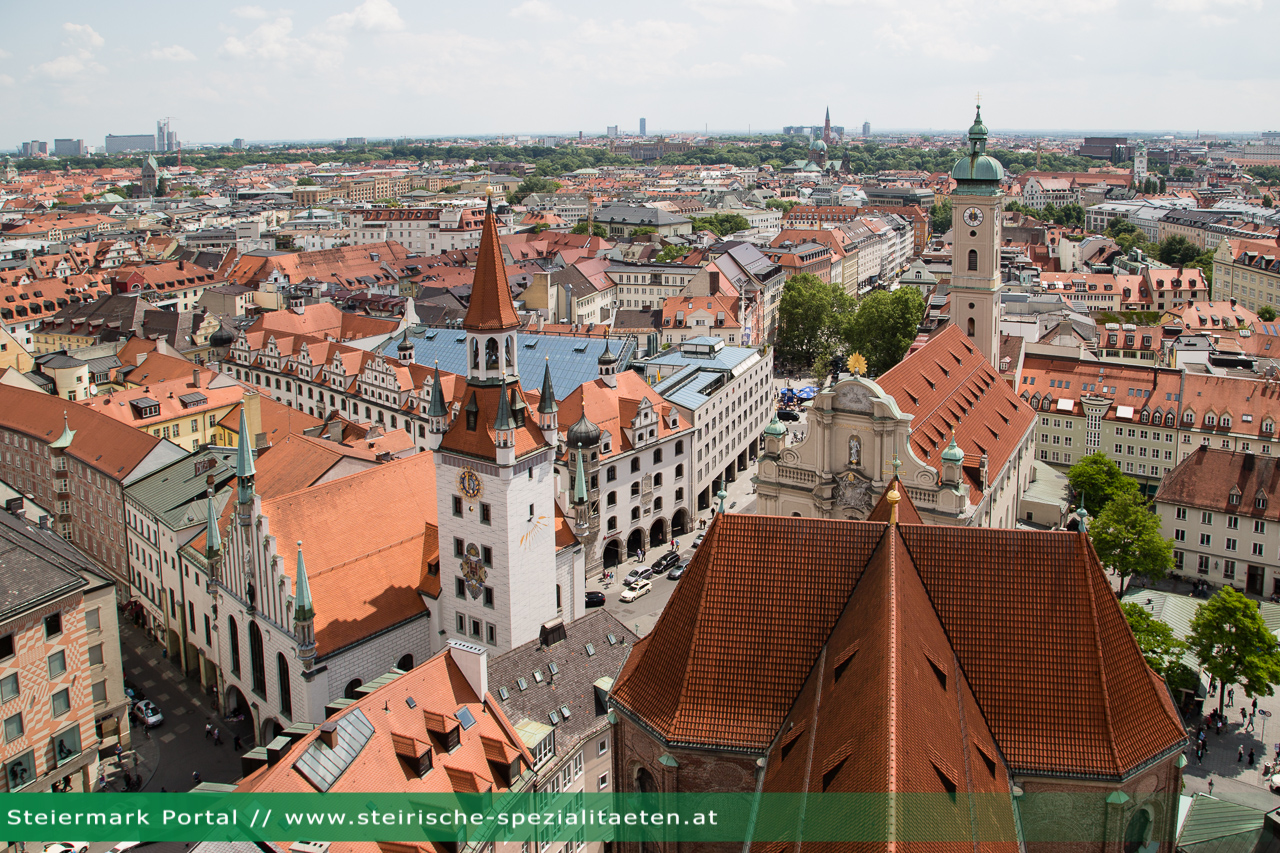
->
(777, 409, 801, 422)
(667, 562, 686, 581)
(45, 844, 89, 853)
(651, 552, 681, 575)
(123, 680, 144, 705)
(131, 699, 163, 728)
(585, 590, 606, 608)
(693, 533, 705, 549)
(623, 566, 654, 588)
(619, 579, 652, 602)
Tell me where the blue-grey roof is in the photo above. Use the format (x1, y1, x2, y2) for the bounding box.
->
(382, 330, 636, 401)
(642, 341, 759, 374)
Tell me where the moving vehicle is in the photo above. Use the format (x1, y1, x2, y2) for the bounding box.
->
(777, 410, 801, 422)
(585, 590, 606, 608)
(623, 566, 654, 588)
(667, 563, 686, 581)
(650, 552, 681, 575)
(619, 579, 652, 602)
(45, 844, 89, 853)
(131, 699, 163, 728)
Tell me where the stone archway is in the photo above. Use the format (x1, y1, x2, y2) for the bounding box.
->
(671, 508, 689, 537)
(397, 654, 414, 672)
(626, 529, 645, 559)
(260, 717, 284, 745)
(603, 539, 622, 569)
(344, 679, 363, 700)
(224, 685, 251, 717)
(649, 518, 667, 548)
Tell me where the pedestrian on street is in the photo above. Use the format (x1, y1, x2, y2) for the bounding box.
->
(233, 735, 242, 751)
(213, 728, 222, 746)
(1243, 708, 1249, 724)
(1197, 746, 1204, 764)
(1250, 748, 1257, 766)
(1249, 714, 1257, 732)
(1228, 688, 1235, 707)
(1217, 718, 1224, 735)
(1208, 778, 1214, 795)
(1239, 745, 1245, 762)
(205, 722, 212, 739)
(1254, 697, 1259, 714)
(192, 771, 201, 784)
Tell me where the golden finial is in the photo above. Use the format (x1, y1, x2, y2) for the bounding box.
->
(485, 185, 495, 198)
(886, 482, 901, 525)
(846, 352, 868, 376)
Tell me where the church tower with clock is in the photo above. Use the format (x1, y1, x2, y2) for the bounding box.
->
(949, 104, 1005, 369)
(429, 191, 578, 654)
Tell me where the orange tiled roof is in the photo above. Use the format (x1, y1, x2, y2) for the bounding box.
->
(462, 203, 520, 332)
(611, 513, 1188, 780)
(438, 384, 548, 461)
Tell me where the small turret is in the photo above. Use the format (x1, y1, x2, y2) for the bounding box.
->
(426, 361, 448, 449)
(397, 331, 414, 366)
(235, 406, 256, 523)
(573, 443, 590, 532)
(537, 358, 559, 444)
(294, 541, 316, 670)
(598, 338, 618, 388)
(204, 489, 222, 588)
(940, 432, 963, 488)
(494, 374, 517, 466)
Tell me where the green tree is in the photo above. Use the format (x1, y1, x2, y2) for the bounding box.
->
(1106, 217, 1149, 254)
(1068, 451, 1140, 515)
(775, 272, 850, 368)
(1155, 235, 1201, 266)
(630, 226, 657, 237)
(1265, 194, 1275, 209)
(655, 244, 689, 263)
(929, 197, 952, 233)
(297, 177, 317, 186)
(1261, 306, 1277, 322)
(1187, 587, 1280, 714)
(1120, 602, 1187, 676)
(689, 213, 750, 237)
(1174, 166, 1194, 179)
(842, 287, 925, 375)
(440, 185, 461, 194)
(766, 198, 802, 213)
(155, 177, 168, 197)
(571, 221, 607, 238)
(507, 175, 562, 204)
(1088, 491, 1173, 594)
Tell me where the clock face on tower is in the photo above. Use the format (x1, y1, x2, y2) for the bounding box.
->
(962, 207, 984, 227)
(457, 467, 483, 499)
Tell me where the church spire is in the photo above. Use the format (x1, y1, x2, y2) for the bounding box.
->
(235, 405, 256, 512)
(294, 541, 316, 670)
(462, 189, 520, 333)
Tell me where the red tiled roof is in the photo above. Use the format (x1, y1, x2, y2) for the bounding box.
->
(463, 204, 520, 332)
(1156, 445, 1280, 518)
(612, 513, 1187, 780)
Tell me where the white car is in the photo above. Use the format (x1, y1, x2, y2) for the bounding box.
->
(619, 579, 651, 602)
(45, 844, 89, 853)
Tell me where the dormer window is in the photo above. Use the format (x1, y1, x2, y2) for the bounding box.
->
(1184, 411, 1195, 425)
(1229, 489, 1242, 506)
(1205, 414, 1217, 427)
(1257, 492, 1269, 511)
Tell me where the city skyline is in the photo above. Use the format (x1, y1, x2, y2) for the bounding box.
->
(2, 0, 1279, 145)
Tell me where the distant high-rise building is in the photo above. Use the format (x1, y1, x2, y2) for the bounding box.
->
(863, 121, 871, 138)
(20, 141, 48, 157)
(1134, 143, 1148, 185)
(1262, 131, 1280, 143)
(154, 118, 179, 152)
(232, 138, 246, 149)
(345, 137, 367, 146)
(606, 125, 618, 138)
(105, 134, 156, 154)
(578, 131, 583, 141)
(639, 118, 646, 137)
(53, 139, 85, 157)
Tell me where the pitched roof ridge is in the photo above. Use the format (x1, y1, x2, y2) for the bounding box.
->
(789, 643, 827, 848)
(884, 524, 901, 807)
(664, 513, 722, 738)
(1081, 529, 1124, 777)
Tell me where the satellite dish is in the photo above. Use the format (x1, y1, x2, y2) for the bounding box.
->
(88, 384, 98, 396)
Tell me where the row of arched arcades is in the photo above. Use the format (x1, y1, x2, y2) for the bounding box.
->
(601, 509, 691, 568)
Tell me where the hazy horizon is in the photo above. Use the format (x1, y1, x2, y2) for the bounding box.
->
(4, 0, 1278, 146)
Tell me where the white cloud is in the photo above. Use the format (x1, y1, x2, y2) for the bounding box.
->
(0, 74, 14, 88)
(62, 22, 104, 49)
(222, 17, 301, 62)
(510, 0, 562, 21)
(327, 0, 406, 32)
(149, 45, 197, 61)
(741, 53, 785, 69)
(231, 5, 270, 18)
(0, 49, 11, 60)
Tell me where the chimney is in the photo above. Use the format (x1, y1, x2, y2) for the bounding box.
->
(178, 260, 185, 271)
(243, 390, 265, 450)
(447, 639, 488, 700)
(709, 270, 720, 295)
(318, 721, 339, 750)
(193, 369, 200, 389)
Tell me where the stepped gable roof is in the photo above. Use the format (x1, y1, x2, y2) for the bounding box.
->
(761, 525, 1018, 850)
(611, 514, 1187, 781)
(260, 452, 439, 655)
(463, 200, 520, 332)
(247, 302, 397, 342)
(553, 372, 687, 460)
(876, 325, 1035, 505)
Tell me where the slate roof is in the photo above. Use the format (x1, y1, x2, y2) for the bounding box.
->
(1176, 794, 1269, 853)
(611, 512, 1188, 781)
(1156, 446, 1280, 519)
(488, 610, 638, 759)
(0, 509, 90, 621)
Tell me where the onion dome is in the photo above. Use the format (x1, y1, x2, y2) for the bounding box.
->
(941, 433, 964, 464)
(764, 414, 787, 438)
(209, 324, 236, 348)
(598, 337, 617, 367)
(567, 410, 601, 448)
(950, 104, 1005, 191)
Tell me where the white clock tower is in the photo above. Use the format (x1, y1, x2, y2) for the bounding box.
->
(429, 193, 570, 655)
(949, 104, 1005, 369)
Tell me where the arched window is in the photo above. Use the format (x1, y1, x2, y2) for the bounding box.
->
(967, 249, 978, 271)
(471, 339, 480, 370)
(631, 482, 641, 497)
(654, 473, 663, 487)
(675, 440, 684, 456)
(967, 317, 975, 337)
(607, 491, 617, 507)
(653, 449, 662, 464)
(228, 617, 241, 676)
(249, 623, 267, 698)
(675, 464, 684, 479)
(505, 338, 514, 368)
(344, 679, 363, 700)
(606, 466, 617, 482)
(485, 338, 499, 370)
(277, 653, 292, 718)
(397, 654, 414, 671)
(631, 458, 641, 474)
(631, 507, 641, 521)
(607, 516, 618, 531)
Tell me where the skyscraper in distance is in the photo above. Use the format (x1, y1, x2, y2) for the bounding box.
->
(639, 118, 646, 137)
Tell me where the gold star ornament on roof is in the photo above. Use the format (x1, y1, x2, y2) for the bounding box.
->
(846, 353, 868, 376)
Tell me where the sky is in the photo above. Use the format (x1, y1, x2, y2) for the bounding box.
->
(2, 0, 1277, 147)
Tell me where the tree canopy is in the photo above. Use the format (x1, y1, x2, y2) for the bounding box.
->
(689, 213, 750, 237)
(1187, 587, 1280, 713)
(766, 198, 803, 213)
(775, 273, 851, 368)
(1068, 451, 1139, 514)
(929, 198, 952, 233)
(1106, 217, 1149, 254)
(1120, 602, 1187, 676)
(1155, 235, 1201, 267)
(508, 175, 562, 204)
(842, 288, 926, 376)
(1088, 491, 1173, 594)
(570, 221, 607, 238)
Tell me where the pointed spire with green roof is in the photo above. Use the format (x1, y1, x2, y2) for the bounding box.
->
(538, 358, 558, 415)
(50, 413, 75, 449)
(573, 443, 588, 506)
(205, 489, 221, 558)
(236, 405, 256, 507)
(294, 541, 314, 623)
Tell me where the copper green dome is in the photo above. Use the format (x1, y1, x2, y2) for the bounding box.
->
(941, 433, 964, 464)
(764, 414, 787, 438)
(950, 104, 1004, 195)
(809, 137, 827, 152)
